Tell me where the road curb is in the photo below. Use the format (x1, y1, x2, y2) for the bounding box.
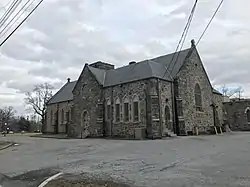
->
(38, 172, 63, 187)
(0, 142, 14, 151)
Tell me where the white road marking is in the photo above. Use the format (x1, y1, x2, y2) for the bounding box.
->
(38, 172, 63, 187)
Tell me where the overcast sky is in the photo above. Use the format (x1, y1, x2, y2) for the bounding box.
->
(0, 0, 249, 115)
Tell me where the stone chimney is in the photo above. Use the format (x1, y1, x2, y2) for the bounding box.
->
(67, 78, 71, 83)
(191, 39, 195, 47)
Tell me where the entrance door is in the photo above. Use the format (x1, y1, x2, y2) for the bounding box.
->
(81, 110, 90, 138)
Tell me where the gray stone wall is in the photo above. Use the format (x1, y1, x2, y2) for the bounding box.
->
(103, 78, 172, 139)
(46, 101, 73, 134)
(159, 80, 173, 134)
(103, 80, 148, 139)
(177, 48, 214, 134)
(70, 65, 103, 138)
(224, 99, 250, 131)
(45, 104, 57, 133)
(213, 93, 224, 126)
(57, 101, 73, 133)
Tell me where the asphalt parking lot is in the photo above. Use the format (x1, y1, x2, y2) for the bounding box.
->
(1, 132, 250, 187)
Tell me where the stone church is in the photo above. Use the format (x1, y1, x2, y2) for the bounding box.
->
(45, 40, 224, 139)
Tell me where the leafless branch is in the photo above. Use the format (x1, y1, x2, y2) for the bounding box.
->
(24, 82, 54, 126)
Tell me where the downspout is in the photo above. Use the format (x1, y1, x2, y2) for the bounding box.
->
(111, 86, 113, 137)
(171, 81, 177, 134)
(212, 103, 216, 127)
(101, 86, 105, 137)
(145, 81, 152, 139)
(56, 103, 59, 134)
(173, 78, 179, 135)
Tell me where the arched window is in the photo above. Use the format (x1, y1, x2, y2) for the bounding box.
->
(195, 84, 202, 111)
(115, 98, 120, 122)
(61, 109, 64, 123)
(50, 110, 53, 125)
(106, 99, 111, 120)
(133, 95, 139, 121)
(123, 96, 129, 122)
(246, 108, 250, 123)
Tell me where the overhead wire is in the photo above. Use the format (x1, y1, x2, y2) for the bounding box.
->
(0, 0, 33, 38)
(162, 0, 198, 78)
(196, 0, 224, 46)
(0, 0, 44, 47)
(0, 0, 17, 25)
(170, 0, 198, 74)
(0, 0, 21, 29)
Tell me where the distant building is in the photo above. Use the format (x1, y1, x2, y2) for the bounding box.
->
(224, 99, 250, 131)
(45, 40, 224, 139)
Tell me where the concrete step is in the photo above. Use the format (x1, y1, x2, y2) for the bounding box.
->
(164, 129, 177, 137)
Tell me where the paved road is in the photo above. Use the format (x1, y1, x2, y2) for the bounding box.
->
(1, 132, 250, 186)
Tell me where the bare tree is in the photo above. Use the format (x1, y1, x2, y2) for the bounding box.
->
(0, 106, 16, 131)
(25, 83, 54, 132)
(220, 85, 244, 99)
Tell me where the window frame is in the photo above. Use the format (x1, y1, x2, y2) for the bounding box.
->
(246, 108, 250, 123)
(115, 98, 120, 122)
(132, 95, 140, 122)
(151, 95, 160, 120)
(97, 103, 103, 120)
(50, 110, 53, 126)
(194, 83, 202, 111)
(106, 99, 111, 120)
(61, 109, 64, 124)
(124, 103, 129, 122)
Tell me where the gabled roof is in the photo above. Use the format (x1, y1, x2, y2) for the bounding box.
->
(88, 66, 106, 85)
(48, 47, 192, 104)
(103, 59, 173, 87)
(47, 81, 77, 105)
(89, 48, 191, 87)
(149, 48, 191, 77)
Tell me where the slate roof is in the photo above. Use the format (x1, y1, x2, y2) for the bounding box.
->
(88, 66, 106, 85)
(47, 48, 194, 105)
(47, 81, 77, 105)
(91, 48, 191, 87)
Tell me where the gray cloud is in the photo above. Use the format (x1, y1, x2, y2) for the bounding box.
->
(0, 0, 250, 113)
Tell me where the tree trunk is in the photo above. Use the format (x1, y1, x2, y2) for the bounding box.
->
(41, 115, 46, 133)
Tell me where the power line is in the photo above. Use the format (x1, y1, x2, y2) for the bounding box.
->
(170, 0, 198, 74)
(0, 0, 17, 24)
(0, 0, 44, 47)
(0, 0, 33, 38)
(0, 0, 21, 29)
(162, 0, 198, 78)
(196, 0, 224, 46)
